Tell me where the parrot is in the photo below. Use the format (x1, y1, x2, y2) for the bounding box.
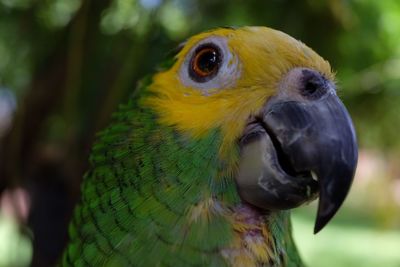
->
(62, 26, 358, 267)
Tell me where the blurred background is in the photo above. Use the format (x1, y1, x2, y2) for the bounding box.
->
(0, 0, 399, 266)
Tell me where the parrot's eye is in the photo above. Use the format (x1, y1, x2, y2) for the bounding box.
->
(179, 37, 239, 91)
(189, 44, 222, 82)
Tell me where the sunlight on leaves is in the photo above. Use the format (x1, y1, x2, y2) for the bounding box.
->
(38, 0, 82, 28)
(160, 1, 189, 39)
(101, 0, 141, 34)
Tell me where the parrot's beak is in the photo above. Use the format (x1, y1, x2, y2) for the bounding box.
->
(236, 68, 358, 233)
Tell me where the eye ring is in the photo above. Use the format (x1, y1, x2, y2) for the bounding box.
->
(189, 43, 222, 83)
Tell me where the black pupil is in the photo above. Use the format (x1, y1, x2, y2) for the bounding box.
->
(189, 44, 222, 82)
(198, 50, 218, 73)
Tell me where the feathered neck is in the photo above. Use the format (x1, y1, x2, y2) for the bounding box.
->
(218, 203, 303, 267)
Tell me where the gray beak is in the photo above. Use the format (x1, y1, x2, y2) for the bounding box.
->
(236, 68, 358, 233)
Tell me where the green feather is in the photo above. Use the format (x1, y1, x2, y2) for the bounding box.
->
(62, 76, 241, 266)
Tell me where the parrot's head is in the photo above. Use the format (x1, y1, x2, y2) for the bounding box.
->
(148, 27, 358, 233)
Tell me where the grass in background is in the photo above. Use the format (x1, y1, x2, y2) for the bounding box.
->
(292, 207, 400, 267)
(0, 213, 31, 267)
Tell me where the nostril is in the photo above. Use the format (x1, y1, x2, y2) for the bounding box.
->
(301, 69, 328, 100)
(304, 79, 319, 95)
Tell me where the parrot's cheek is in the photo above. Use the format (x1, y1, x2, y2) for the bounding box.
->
(235, 67, 358, 233)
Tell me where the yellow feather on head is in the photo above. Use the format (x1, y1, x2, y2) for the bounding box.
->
(146, 26, 333, 158)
